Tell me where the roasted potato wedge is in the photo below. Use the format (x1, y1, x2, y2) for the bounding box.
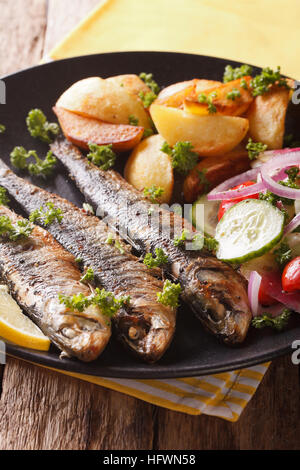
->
(156, 79, 222, 108)
(184, 77, 253, 116)
(106, 74, 151, 98)
(183, 146, 251, 203)
(246, 85, 291, 149)
(53, 106, 144, 152)
(56, 77, 151, 128)
(124, 134, 174, 203)
(150, 103, 249, 157)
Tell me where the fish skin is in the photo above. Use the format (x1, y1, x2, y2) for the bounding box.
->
(0, 205, 111, 361)
(51, 137, 252, 344)
(0, 161, 176, 363)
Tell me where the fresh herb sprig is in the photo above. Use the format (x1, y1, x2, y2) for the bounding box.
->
(26, 109, 59, 143)
(80, 267, 95, 284)
(87, 143, 116, 170)
(246, 138, 268, 161)
(223, 64, 253, 83)
(0, 187, 9, 206)
(10, 146, 57, 178)
(250, 66, 290, 97)
(138, 90, 157, 108)
(198, 92, 217, 113)
(0, 215, 33, 241)
(252, 309, 292, 331)
(128, 115, 139, 126)
(105, 233, 125, 254)
(143, 185, 164, 203)
(29, 202, 63, 226)
(139, 73, 160, 94)
(157, 280, 182, 309)
(273, 240, 293, 269)
(143, 248, 168, 268)
(161, 141, 198, 174)
(226, 88, 241, 100)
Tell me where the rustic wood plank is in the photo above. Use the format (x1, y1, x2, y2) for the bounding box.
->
(155, 355, 300, 450)
(0, 358, 154, 450)
(0, 0, 47, 76)
(43, 0, 100, 56)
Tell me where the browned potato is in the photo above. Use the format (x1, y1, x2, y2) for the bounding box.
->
(156, 79, 222, 108)
(53, 106, 144, 152)
(56, 77, 151, 128)
(124, 134, 174, 203)
(183, 146, 251, 203)
(246, 85, 291, 149)
(150, 103, 249, 157)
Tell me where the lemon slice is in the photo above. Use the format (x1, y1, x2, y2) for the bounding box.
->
(0, 285, 50, 351)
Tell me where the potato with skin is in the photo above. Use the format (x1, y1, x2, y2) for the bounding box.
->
(56, 77, 151, 128)
(124, 134, 174, 204)
(53, 106, 144, 152)
(156, 79, 222, 108)
(183, 146, 251, 203)
(150, 103, 249, 157)
(246, 85, 291, 149)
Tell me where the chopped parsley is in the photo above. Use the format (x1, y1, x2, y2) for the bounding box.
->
(240, 78, 248, 90)
(59, 288, 130, 319)
(204, 236, 219, 252)
(273, 240, 293, 269)
(161, 141, 198, 174)
(157, 280, 182, 309)
(198, 91, 217, 113)
(105, 233, 125, 254)
(143, 248, 168, 268)
(223, 64, 253, 83)
(226, 88, 241, 100)
(29, 202, 63, 226)
(26, 109, 59, 144)
(82, 203, 94, 215)
(80, 267, 95, 284)
(173, 229, 188, 247)
(139, 73, 160, 94)
(138, 90, 157, 108)
(0, 215, 33, 241)
(246, 138, 268, 160)
(87, 143, 116, 170)
(250, 66, 290, 96)
(252, 309, 292, 331)
(143, 185, 164, 203)
(0, 124, 6, 134)
(75, 257, 82, 264)
(143, 128, 154, 139)
(128, 115, 139, 126)
(0, 187, 9, 206)
(10, 146, 57, 178)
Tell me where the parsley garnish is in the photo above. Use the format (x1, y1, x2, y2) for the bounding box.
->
(75, 257, 82, 264)
(223, 64, 253, 83)
(29, 202, 63, 226)
(143, 128, 154, 139)
(273, 240, 293, 269)
(139, 73, 160, 94)
(240, 78, 248, 89)
(128, 115, 139, 126)
(143, 248, 168, 268)
(26, 109, 59, 144)
(226, 88, 241, 100)
(80, 267, 95, 284)
(105, 233, 125, 254)
(0, 124, 6, 134)
(157, 280, 182, 309)
(10, 146, 57, 177)
(0, 187, 9, 206)
(161, 141, 198, 174)
(204, 236, 219, 252)
(250, 66, 290, 97)
(0, 215, 33, 241)
(59, 288, 130, 319)
(143, 185, 164, 203)
(252, 309, 291, 331)
(246, 138, 268, 160)
(138, 90, 157, 108)
(198, 92, 217, 113)
(173, 229, 188, 247)
(87, 143, 116, 170)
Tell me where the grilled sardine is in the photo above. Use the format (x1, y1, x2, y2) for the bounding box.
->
(0, 205, 111, 361)
(0, 160, 176, 362)
(51, 137, 252, 344)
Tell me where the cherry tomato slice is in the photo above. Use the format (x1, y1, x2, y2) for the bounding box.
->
(218, 181, 259, 221)
(282, 256, 300, 293)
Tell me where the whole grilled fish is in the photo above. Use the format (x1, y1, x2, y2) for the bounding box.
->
(51, 137, 252, 344)
(0, 161, 175, 362)
(0, 205, 111, 361)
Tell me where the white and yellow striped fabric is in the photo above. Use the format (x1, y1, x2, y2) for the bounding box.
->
(40, 0, 290, 420)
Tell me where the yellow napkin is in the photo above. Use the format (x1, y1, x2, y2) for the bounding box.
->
(48, 0, 300, 79)
(42, 0, 288, 421)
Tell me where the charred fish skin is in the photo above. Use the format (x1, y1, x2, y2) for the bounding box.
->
(0, 205, 111, 361)
(51, 137, 252, 344)
(0, 161, 176, 363)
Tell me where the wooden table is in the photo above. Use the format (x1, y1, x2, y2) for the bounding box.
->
(0, 0, 299, 450)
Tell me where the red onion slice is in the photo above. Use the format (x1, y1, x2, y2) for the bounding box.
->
(260, 151, 300, 200)
(284, 212, 300, 235)
(262, 272, 300, 313)
(207, 168, 263, 201)
(248, 271, 262, 316)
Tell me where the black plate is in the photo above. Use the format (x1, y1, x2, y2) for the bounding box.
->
(1, 51, 300, 379)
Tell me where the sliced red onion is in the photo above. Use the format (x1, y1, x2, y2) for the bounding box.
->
(207, 168, 263, 201)
(260, 151, 300, 200)
(284, 212, 300, 235)
(248, 271, 262, 316)
(262, 272, 300, 313)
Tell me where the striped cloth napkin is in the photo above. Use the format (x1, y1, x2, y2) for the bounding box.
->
(41, 0, 297, 420)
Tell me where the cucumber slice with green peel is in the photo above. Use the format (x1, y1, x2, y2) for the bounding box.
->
(215, 199, 285, 263)
(191, 195, 219, 237)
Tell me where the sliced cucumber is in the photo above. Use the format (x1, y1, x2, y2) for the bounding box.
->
(191, 195, 219, 237)
(215, 199, 285, 263)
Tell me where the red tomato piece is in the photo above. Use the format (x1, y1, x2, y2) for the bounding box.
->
(258, 277, 277, 306)
(282, 256, 300, 293)
(218, 181, 259, 221)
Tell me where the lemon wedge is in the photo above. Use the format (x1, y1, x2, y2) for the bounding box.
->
(0, 285, 50, 351)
